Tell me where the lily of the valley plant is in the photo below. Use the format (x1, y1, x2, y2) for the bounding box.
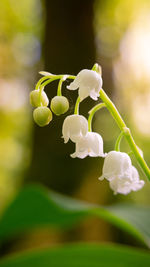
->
(30, 64, 150, 195)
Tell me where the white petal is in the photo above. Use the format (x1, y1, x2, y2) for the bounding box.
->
(71, 132, 105, 159)
(131, 180, 145, 191)
(71, 150, 88, 159)
(89, 89, 99, 100)
(109, 165, 145, 195)
(98, 175, 105, 181)
(110, 178, 132, 195)
(131, 166, 139, 181)
(102, 151, 132, 181)
(62, 115, 88, 143)
(63, 135, 69, 144)
(67, 69, 102, 101)
(78, 86, 90, 101)
(89, 132, 104, 156)
(70, 152, 77, 158)
(67, 80, 79, 90)
(70, 131, 83, 143)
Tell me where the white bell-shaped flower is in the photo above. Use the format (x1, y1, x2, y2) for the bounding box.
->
(71, 132, 106, 159)
(109, 166, 145, 195)
(62, 114, 88, 143)
(67, 69, 103, 101)
(99, 151, 132, 181)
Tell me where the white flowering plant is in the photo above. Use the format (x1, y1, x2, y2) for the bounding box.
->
(30, 63, 150, 195)
(0, 66, 150, 266)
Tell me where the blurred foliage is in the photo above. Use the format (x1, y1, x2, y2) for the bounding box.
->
(94, 0, 150, 204)
(0, 0, 44, 207)
(1, 243, 150, 267)
(0, 185, 150, 247)
(0, 185, 150, 265)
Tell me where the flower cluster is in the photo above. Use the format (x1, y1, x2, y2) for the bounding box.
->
(62, 115, 105, 158)
(30, 64, 147, 195)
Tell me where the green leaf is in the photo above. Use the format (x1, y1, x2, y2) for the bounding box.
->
(0, 185, 150, 247)
(0, 244, 150, 267)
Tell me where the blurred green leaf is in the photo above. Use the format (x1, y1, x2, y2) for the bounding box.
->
(0, 185, 150, 247)
(0, 243, 150, 267)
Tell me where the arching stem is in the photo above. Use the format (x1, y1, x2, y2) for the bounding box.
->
(37, 75, 76, 106)
(57, 76, 68, 96)
(74, 97, 80, 115)
(115, 131, 124, 151)
(88, 103, 106, 132)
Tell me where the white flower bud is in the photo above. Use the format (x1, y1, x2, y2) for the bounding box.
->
(33, 107, 52, 127)
(62, 115, 88, 143)
(71, 132, 106, 159)
(99, 151, 132, 181)
(30, 90, 49, 107)
(51, 96, 69, 115)
(67, 69, 102, 101)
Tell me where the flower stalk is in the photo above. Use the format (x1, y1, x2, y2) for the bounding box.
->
(115, 131, 124, 152)
(88, 103, 106, 132)
(74, 96, 80, 115)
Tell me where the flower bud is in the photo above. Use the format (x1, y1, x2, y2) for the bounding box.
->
(30, 90, 49, 107)
(33, 107, 52, 127)
(51, 96, 69, 115)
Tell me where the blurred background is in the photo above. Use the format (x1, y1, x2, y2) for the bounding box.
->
(0, 0, 150, 255)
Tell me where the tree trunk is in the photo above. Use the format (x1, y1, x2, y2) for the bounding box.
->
(28, 0, 96, 195)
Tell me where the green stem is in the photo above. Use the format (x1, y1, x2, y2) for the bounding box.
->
(35, 76, 51, 90)
(74, 97, 80, 115)
(36, 75, 76, 90)
(115, 131, 124, 151)
(38, 75, 76, 103)
(99, 88, 150, 180)
(38, 77, 60, 106)
(39, 77, 60, 91)
(57, 79, 63, 96)
(88, 103, 106, 132)
(36, 74, 76, 107)
(57, 76, 69, 96)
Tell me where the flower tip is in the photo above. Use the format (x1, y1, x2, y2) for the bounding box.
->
(61, 135, 67, 143)
(98, 175, 104, 181)
(66, 81, 78, 91)
(70, 153, 76, 158)
(64, 138, 69, 144)
(92, 63, 102, 75)
(39, 71, 54, 76)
